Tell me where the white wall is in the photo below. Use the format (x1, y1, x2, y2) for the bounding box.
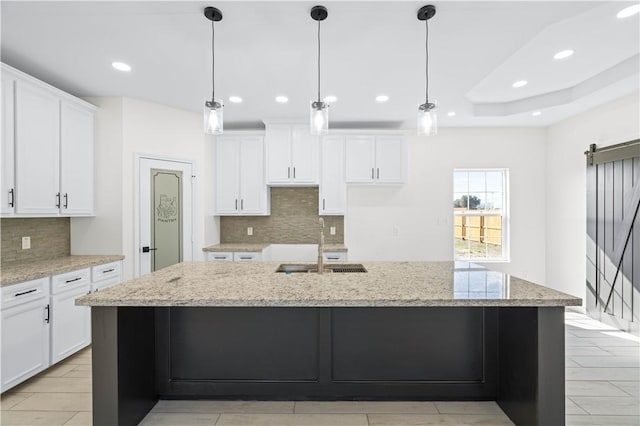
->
(72, 97, 220, 281)
(545, 92, 640, 301)
(345, 128, 548, 285)
(70, 97, 124, 256)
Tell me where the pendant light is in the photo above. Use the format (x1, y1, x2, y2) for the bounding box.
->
(310, 5, 328, 135)
(417, 5, 437, 136)
(204, 6, 223, 135)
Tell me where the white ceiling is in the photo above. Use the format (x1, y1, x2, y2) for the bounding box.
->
(1, 1, 638, 129)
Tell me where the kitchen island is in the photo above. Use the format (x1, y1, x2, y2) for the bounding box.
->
(77, 261, 581, 426)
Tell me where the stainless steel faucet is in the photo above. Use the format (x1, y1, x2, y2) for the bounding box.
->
(318, 218, 325, 274)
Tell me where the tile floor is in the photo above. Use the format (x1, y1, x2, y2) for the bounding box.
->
(1, 310, 638, 425)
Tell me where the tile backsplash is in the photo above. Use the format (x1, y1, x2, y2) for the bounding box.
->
(1, 218, 70, 263)
(220, 187, 344, 244)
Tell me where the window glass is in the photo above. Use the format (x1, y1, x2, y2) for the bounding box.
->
(453, 169, 508, 261)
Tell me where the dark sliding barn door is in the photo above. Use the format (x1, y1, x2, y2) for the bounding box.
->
(586, 140, 640, 333)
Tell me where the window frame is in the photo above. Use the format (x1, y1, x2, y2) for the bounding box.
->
(452, 168, 510, 263)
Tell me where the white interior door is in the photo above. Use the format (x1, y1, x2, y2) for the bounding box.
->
(139, 158, 193, 276)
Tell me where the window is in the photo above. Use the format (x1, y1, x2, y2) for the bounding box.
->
(453, 169, 508, 261)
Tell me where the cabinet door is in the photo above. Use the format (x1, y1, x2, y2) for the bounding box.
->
(375, 135, 405, 183)
(265, 124, 292, 184)
(345, 135, 375, 183)
(215, 137, 241, 214)
(239, 136, 267, 214)
(291, 125, 319, 183)
(1, 299, 50, 392)
(1, 73, 15, 215)
(60, 101, 94, 215)
(320, 136, 346, 215)
(51, 284, 91, 364)
(15, 80, 60, 214)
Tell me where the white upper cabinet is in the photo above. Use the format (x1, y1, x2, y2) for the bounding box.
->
(14, 79, 61, 215)
(265, 123, 319, 185)
(60, 101, 94, 215)
(215, 134, 269, 216)
(320, 136, 346, 215)
(1, 71, 15, 215)
(345, 134, 406, 184)
(1, 63, 95, 217)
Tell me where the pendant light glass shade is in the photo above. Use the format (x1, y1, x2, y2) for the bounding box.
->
(204, 99, 223, 135)
(310, 6, 328, 135)
(417, 5, 436, 137)
(310, 101, 328, 135)
(418, 101, 437, 136)
(204, 7, 223, 135)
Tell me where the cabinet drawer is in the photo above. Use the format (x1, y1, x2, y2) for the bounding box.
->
(51, 268, 90, 295)
(323, 252, 347, 262)
(207, 252, 233, 262)
(233, 252, 262, 262)
(91, 275, 121, 293)
(1, 278, 49, 310)
(91, 261, 121, 282)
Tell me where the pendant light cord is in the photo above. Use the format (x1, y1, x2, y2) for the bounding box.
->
(211, 20, 215, 101)
(317, 19, 321, 103)
(425, 18, 429, 104)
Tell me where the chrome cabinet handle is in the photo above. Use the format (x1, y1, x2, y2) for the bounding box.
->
(102, 268, 115, 274)
(293, 167, 296, 179)
(65, 277, 82, 283)
(9, 188, 14, 207)
(377, 168, 380, 179)
(63, 193, 68, 209)
(44, 304, 50, 324)
(235, 199, 238, 210)
(241, 199, 244, 210)
(288, 167, 291, 178)
(323, 198, 326, 210)
(55, 192, 61, 208)
(371, 168, 374, 179)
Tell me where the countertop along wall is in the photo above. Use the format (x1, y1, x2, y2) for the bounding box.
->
(545, 92, 640, 302)
(345, 127, 548, 285)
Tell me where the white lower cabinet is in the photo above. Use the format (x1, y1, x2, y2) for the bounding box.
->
(50, 268, 91, 364)
(0, 278, 50, 392)
(0, 261, 123, 392)
(323, 252, 347, 262)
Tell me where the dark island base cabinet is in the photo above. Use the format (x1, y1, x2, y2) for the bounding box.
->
(91, 306, 565, 426)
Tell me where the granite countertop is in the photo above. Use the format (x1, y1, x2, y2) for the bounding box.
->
(1, 255, 125, 286)
(77, 261, 581, 308)
(203, 243, 348, 253)
(203, 243, 271, 252)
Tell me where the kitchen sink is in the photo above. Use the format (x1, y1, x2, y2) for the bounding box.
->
(276, 264, 367, 273)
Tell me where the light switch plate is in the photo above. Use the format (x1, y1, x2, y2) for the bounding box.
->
(330, 226, 336, 235)
(21, 236, 31, 250)
(247, 227, 253, 236)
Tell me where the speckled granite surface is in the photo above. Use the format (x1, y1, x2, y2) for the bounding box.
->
(1, 255, 125, 286)
(203, 244, 271, 252)
(203, 243, 348, 253)
(77, 261, 581, 308)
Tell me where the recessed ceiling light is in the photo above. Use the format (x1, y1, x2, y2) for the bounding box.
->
(275, 95, 289, 103)
(512, 80, 528, 88)
(553, 49, 574, 60)
(617, 4, 640, 19)
(375, 95, 389, 102)
(447, 111, 456, 117)
(323, 95, 337, 103)
(228, 96, 242, 103)
(532, 111, 541, 116)
(111, 61, 131, 72)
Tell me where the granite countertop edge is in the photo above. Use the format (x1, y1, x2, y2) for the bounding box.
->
(1, 255, 125, 286)
(203, 243, 348, 253)
(78, 298, 582, 308)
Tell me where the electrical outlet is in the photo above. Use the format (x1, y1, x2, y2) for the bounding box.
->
(247, 227, 253, 236)
(21, 236, 31, 250)
(392, 227, 399, 237)
(330, 226, 336, 235)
